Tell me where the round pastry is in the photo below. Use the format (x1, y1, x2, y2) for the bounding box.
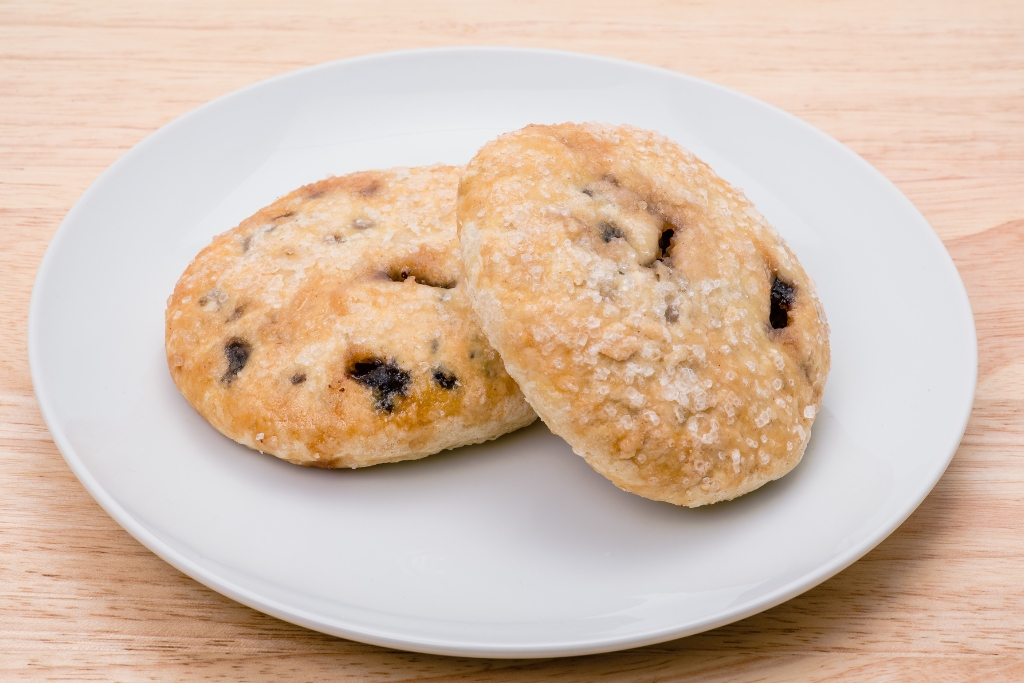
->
(166, 165, 536, 468)
(457, 123, 830, 506)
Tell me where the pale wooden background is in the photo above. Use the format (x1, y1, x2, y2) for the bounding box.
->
(3, 0, 1023, 680)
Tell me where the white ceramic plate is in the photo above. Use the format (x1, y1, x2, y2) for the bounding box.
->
(29, 48, 976, 658)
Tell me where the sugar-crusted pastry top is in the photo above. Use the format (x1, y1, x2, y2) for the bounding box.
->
(458, 124, 830, 505)
(166, 164, 535, 467)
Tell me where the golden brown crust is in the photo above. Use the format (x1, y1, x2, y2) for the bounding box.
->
(458, 124, 830, 506)
(166, 165, 535, 467)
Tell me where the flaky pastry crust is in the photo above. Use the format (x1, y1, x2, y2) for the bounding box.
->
(166, 165, 535, 467)
(458, 124, 829, 505)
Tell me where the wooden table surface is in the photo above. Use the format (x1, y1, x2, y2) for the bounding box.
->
(3, 1, 1023, 680)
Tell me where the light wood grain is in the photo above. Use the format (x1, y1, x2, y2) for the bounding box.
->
(2, 0, 1023, 680)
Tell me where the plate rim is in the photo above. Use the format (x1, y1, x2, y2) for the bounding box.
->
(28, 45, 978, 658)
